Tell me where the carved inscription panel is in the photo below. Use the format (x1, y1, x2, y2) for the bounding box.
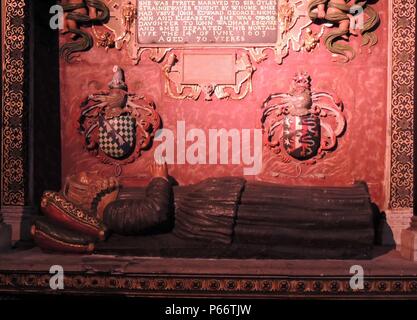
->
(137, 0, 278, 45)
(182, 53, 236, 84)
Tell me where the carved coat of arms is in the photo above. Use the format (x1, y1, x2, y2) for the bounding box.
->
(262, 72, 346, 164)
(98, 115, 136, 159)
(283, 113, 321, 161)
(79, 66, 161, 165)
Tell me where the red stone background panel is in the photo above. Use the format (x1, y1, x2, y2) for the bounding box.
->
(60, 1, 388, 208)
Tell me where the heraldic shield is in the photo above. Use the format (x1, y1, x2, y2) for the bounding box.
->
(98, 115, 136, 159)
(79, 66, 161, 165)
(261, 72, 346, 164)
(283, 114, 321, 161)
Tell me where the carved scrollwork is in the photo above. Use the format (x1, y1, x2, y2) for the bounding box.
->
(163, 52, 256, 101)
(59, 0, 110, 62)
(92, 0, 173, 65)
(275, 0, 315, 63)
(248, 0, 321, 64)
(92, 0, 322, 65)
(307, 0, 380, 62)
(60, 0, 380, 65)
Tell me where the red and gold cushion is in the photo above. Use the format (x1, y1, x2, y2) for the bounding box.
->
(31, 217, 95, 254)
(41, 191, 107, 240)
(63, 171, 119, 216)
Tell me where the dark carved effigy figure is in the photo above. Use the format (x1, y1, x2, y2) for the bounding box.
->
(32, 161, 376, 259)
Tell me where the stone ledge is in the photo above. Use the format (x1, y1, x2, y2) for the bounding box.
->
(1, 206, 34, 242)
(385, 209, 413, 247)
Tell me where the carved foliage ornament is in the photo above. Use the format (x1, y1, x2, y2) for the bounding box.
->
(58, 0, 170, 64)
(78, 66, 161, 166)
(308, 0, 380, 62)
(59, 0, 110, 62)
(262, 72, 346, 164)
(249, 0, 319, 64)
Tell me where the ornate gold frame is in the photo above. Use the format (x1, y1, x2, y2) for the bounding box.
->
(0, 0, 415, 297)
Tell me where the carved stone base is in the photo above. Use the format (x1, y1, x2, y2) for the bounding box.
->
(384, 209, 413, 247)
(1, 206, 34, 242)
(401, 217, 417, 262)
(0, 223, 12, 251)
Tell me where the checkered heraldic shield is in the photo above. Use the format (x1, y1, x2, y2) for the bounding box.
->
(99, 115, 136, 159)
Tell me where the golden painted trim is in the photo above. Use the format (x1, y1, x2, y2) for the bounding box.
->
(389, 0, 415, 209)
(0, 272, 417, 298)
(32, 227, 95, 251)
(384, 0, 394, 211)
(1, 0, 27, 206)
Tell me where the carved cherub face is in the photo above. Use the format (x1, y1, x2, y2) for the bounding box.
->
(202, 84, 216, 100)
(203, 84, 214, 93)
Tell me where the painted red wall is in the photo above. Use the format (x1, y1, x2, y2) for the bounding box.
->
(60, 1, 388, 208)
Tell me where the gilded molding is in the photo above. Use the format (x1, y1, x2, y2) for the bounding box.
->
(1, 0, 27, 206)
(0, 272, 417, 298)
(389, 0, 415, 209)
